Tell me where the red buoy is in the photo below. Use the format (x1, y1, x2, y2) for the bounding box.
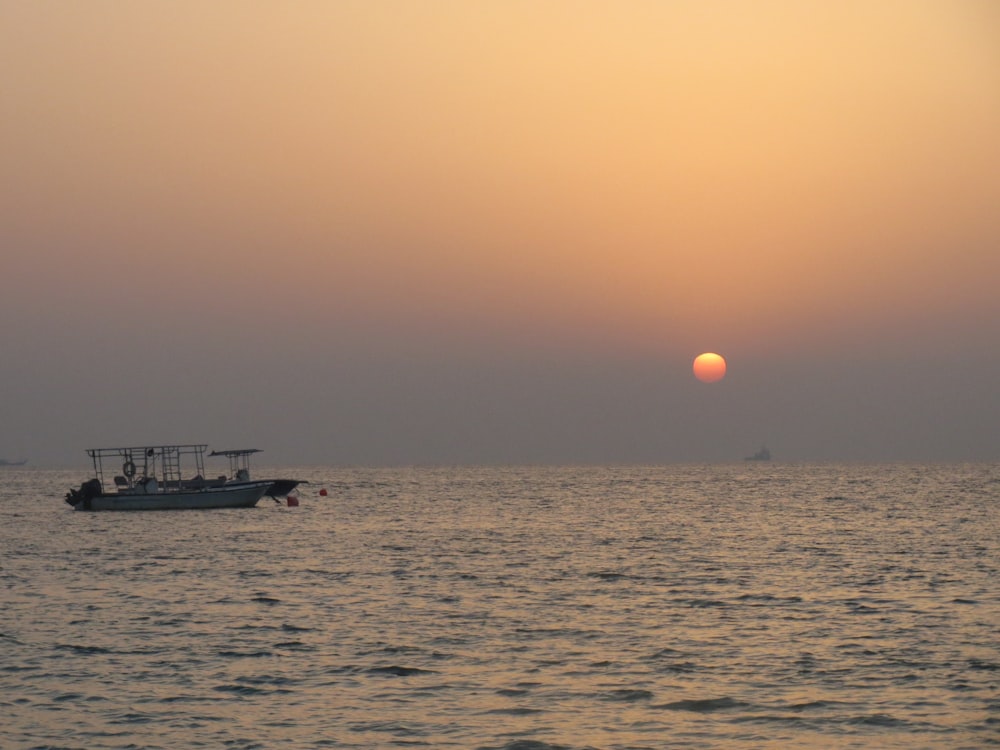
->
(319, 488, 328, 496)
(287, 495, 299, 507)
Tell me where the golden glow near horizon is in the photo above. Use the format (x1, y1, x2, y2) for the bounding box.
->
(2, 2, 999, 358)
(693, 353, 727, 383)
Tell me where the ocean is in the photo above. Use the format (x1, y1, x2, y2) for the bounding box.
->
(1, 463, 998, 749)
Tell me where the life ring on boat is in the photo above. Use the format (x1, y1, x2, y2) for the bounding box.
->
(122, 460, 137, 478)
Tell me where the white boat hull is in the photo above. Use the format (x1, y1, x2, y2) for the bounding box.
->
(76, 482, 271, 511)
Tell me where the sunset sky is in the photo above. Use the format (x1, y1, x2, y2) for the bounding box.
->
(2, 1, 999, 466)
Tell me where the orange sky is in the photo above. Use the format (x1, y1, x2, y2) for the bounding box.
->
(2, 2, 999, 463)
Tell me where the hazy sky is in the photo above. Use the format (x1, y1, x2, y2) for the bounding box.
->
(2, 1, 999, 466)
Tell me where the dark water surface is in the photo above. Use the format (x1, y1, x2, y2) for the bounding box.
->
(2, 464, 998, 749)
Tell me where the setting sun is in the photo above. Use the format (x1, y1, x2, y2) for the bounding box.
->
(693, 352, 727, 383)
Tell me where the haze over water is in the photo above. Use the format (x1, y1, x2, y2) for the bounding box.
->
(2, 2, 999, 466)
(3, 463, 998, 749)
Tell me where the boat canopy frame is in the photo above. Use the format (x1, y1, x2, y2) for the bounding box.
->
(86, 444, 209, 491)
(209, 448, 262, 481)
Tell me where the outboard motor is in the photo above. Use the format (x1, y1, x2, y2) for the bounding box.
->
(65, 478, 102, 508)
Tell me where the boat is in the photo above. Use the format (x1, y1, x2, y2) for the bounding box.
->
(0, 458, 28, 467)
(65, 444, 273, 511)
(209, 448, 303, 499)
(745, 445, 771, 461)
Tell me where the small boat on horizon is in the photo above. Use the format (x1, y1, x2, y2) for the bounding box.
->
(0, 458, 27, 467)
(64, 444, 287, 511)
(745, 445, 771, 461)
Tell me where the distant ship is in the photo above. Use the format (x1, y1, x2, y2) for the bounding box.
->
(0, 458, 27, 467)
(745, 445, 771, 461)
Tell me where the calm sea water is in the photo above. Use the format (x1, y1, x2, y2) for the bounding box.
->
(1, 464, 998, 749)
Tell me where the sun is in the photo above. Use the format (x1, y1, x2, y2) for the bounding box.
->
(693, 352, 727, 383)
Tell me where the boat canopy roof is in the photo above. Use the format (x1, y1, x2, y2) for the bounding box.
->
(87, 444, 208, 460)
